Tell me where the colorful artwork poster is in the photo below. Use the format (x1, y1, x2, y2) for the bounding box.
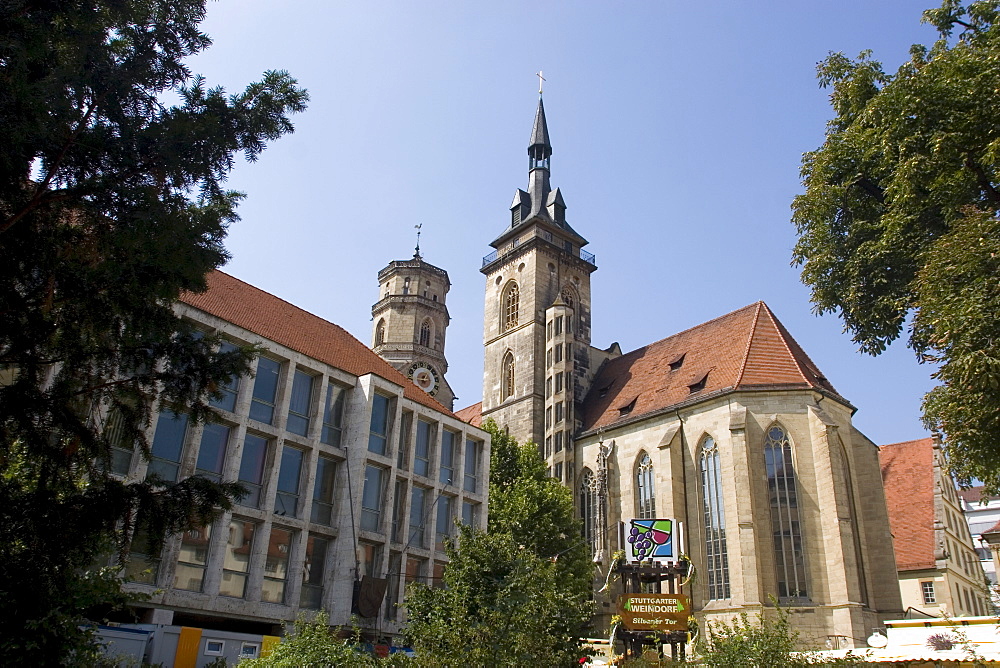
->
(624, 518, 678, 563)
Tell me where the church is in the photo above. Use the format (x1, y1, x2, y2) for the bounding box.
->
(374, 97, 905, 647)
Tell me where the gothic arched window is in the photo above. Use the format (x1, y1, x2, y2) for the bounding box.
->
(501, 351, 515, 402)
(635, 452, 656, 519)
(419, 319, 431, 347)
(580, 468, 598, 554)
(764, 424, 809, 599)
(375, 319, 386, 346)
(700, 436, 731, 600)
(501, 282, 519, 332)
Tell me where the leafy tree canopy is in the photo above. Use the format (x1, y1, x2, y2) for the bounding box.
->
(0, 0, 306, 662)
(792, 0, 1000, 491)
(404, 421, 593, 667)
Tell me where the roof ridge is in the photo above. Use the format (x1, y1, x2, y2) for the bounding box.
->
(618, 302, 762, 359)
(758, 302, 811, 386)
(734, 302, 763, 387)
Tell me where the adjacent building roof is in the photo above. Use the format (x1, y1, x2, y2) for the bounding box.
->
(455, 401, 483, 427)
(578, 301, 843, 432)
(879, 438, 937, 572)
(180, 270, 454, 416)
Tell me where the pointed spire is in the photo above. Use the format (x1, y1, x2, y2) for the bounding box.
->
(529, 97, 551, 152)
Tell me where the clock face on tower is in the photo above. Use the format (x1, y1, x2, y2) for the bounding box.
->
(407, 361, 440, 396)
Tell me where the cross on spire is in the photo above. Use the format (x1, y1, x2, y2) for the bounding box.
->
(536, 70, 546, 95)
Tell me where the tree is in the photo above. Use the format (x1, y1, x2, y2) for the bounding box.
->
(0, 1, 307, 662)
(404, 420, 593, 666)
(791, 0, 1000, 492)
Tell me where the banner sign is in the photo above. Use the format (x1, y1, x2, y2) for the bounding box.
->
(616, 593, 690, 632)
(620, 518, 683, 564)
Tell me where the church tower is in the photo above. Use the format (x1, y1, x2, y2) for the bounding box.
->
(372, 247, 456, 409)
(480, 95, 597, 466)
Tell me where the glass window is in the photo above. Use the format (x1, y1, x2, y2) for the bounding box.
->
(361, 465, 386, 532)
(501, 352, 515, 402)
(555, 402, 563, 423)
(391, 479, 407, 543)
(544, 436, 552, 457)
(555, 432, 563, 453)
(414, 420, 433, 477)
(274, 446, 304, 518)
(700, 437, 731, 600)
(385, 552, 402, 621)
(209, 341, 241, 412)
(369, 394, 391, 455)
(359, 541, 382, 578)
(375, 319, 386, 346)
(148, 411, 188, 482)
(436, 495, 454, 550)
(555, 372, 563, 393)
(555, 344, 563, 363)
(397, 411, 412, 470)
(462, 501, 479, 527)
(419, 320, 431, 347)
(545, 376, 552, 398)
(286, 370, 314, 437)
(321, 383, 346, 447)
(409, 486, 427, 548)
(554, 462, 563, 482)
(238, 434, 269, 509)
(636, 453, 656, 519)
(261, 527, 293, 604)
(311, 456, 338, 526)
(405, 556, 427, 587)
(124, 530, 160, 584)
(104, 406, 135, 475)
(174, 525, 213, 592)
(196, 423, 229, 482)
(220, 519, 255, 598)
(464, 439, 480, 494)
(300, 534, 329, 610)
(440, 430, 457, 485)
(249, 357, 281, 424)
(555, 315, 563, 335)
(501, 282, 519, 332)
(545, 407, 552, 430)
(765, 425, 809, 599)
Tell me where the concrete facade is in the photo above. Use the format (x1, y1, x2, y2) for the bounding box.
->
(119, 272, 489, 641)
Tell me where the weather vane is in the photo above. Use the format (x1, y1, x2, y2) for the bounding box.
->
(536, 70, 545, 95)
(414, 223, 422, 258)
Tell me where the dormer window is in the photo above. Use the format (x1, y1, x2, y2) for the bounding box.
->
(669, 353, 685, 371)
(512, 207, 522, 226)
(618, 396, 638, 416)
(688, 373, 708, 394)
(598, 382, 613, 398)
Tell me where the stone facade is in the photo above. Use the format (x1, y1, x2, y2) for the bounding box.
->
(372, 255, 455, 409)
(468, 98, 905, 649)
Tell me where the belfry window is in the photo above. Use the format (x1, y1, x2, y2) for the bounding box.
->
(501, 282, 519, 332)
(636, 453, 656, 519)
(580, 468, 599, 555)
(375, 319, 386, 346)
(765, 424, 809, 599)
(419, 320, 431, 347)
(501, 352, 515, 402)
(700, 436, 730, 599)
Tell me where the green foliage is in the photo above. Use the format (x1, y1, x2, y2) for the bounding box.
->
(404, 420, 593, 666)
(239, 612, 372, 668)
(791, 0, 1000, 492)
(0, 0, 306, 663)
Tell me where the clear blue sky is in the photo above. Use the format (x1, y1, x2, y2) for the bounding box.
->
(189, 0, 942, 446)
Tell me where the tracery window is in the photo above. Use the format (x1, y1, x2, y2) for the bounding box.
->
(501, 282, 519, 332)
(700, 436, 730, 599)
(764, 424, 809, 599)
(635, 453, 656, 519)
(501, 351, 515, 402)
(419, 319, 431, 347)
(375, 319, 386, 346)
(580, 468, 598, 554)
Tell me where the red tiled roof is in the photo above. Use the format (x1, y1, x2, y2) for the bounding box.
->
(455, 401, 483, 427)
(180, 270, 453, 416)
(579, 302, 842, 432)
(983, 519, 1000, 537)
(958, 486, 999, 505)
(879, 438, 937, 572)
